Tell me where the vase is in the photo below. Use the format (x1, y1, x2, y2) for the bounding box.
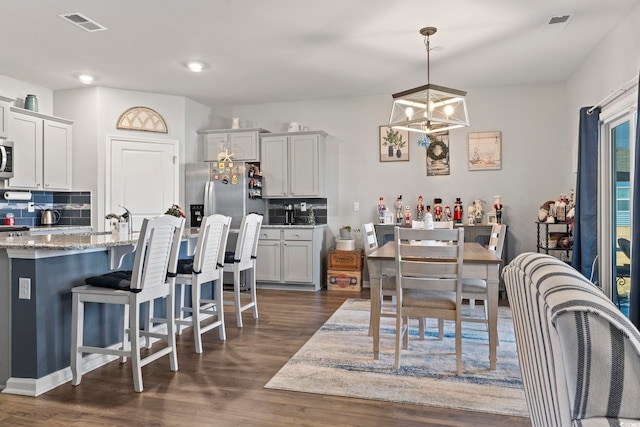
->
(388, 146, 394, 157)
(24, 94, 38, 112)
(396, 149, 402, 158)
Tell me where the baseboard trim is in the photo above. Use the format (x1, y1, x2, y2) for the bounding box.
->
(2, 351, 119, 397)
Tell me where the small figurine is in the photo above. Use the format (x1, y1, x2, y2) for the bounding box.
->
(467, 206, 475, 225)
(444, 205, 451, 222)
(453, 198, 463, 223)
(473, 198, 484, 224)
(433, 198, 443, 221)
(404, 205, 412, 226)
(395, 195, 403, 224)
(493, 195, 504, 224)
(416, 195, 425, 221)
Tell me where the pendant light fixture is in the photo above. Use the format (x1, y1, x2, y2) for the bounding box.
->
(389, 27, 469, 135)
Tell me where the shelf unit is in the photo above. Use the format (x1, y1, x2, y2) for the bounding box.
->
(536, 221, 572, 261)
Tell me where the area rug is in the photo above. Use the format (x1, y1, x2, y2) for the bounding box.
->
(265, 299, 528, 417)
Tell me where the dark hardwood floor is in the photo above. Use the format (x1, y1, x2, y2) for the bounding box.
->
(0, 289, 531, 426)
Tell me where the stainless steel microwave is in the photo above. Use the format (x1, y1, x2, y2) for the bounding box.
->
(0, 140, 14, 179)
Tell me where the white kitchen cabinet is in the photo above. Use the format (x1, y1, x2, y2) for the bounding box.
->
(197, 128, 269, 162)
(256, 226, 325, 291)
(0, 96, 14, 139)
(261, 131, 328, 198)
(8, 107, 72, 190)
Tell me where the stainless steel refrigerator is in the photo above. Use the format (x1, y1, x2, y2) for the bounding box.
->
(185, 162, 265, 229)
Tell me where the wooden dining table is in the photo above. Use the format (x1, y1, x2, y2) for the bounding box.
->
(366, 240, 503, 370)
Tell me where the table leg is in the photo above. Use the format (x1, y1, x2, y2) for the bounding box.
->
(368, 260, 382, 360)
(487, 264, 499, 370)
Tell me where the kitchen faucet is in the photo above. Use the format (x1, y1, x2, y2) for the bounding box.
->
(119, 205, 133, 237)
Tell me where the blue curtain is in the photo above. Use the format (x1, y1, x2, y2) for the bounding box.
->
(572, 106, 600, 279)
(630, 73, 640, 328)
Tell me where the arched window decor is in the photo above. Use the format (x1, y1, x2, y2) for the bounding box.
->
(116, 106, 168, 133)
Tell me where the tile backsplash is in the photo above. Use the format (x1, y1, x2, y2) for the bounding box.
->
(266, 198, 327, 225)
(0, 190, 91, 227)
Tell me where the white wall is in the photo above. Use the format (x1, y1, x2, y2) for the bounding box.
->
(54, 86, 211, 230)
(0, 75, 53, 114)
(233, 82, 570, 261)
(566, 2, 640, 136)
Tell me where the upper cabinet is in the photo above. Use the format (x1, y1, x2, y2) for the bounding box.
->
(8, 107, 73, 190)
(261, 131, 328, 198)
(197, 128, 269, 162)
(0, 96, 15, 139)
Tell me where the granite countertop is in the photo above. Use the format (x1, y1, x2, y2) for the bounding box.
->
(0, 228, 201, 251)
(30, 225, 93, 233)
(261, 224, 328, 229)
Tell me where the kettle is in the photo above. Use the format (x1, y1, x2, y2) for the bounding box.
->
(41, 209, 61, 225)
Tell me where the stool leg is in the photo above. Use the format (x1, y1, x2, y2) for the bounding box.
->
(249, 266, 258, 320)
(167, 286, 178, 372)
(144, 299, 154, 349)
(121, 304, 129, 363)
(192, 277, 203, 354)
(176, 283, 186, 335)
(130, 297, 143, 392)
(70, 293, 83, 386)
(234, 269, 243, 328)
(215, 278, 226, 341)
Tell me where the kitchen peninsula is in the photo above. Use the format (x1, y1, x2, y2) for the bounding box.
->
(0, 229, 199, 396)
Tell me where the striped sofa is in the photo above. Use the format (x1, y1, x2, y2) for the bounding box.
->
(504, 252, 640, 427)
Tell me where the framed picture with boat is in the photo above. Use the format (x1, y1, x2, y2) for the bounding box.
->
(468, 131, 501, 171)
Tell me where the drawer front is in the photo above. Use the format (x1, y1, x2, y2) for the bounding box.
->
(259, 229, 282, 240)
(283, 229, 313, 241)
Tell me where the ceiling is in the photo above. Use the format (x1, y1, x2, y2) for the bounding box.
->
(0, 0, 638, 108)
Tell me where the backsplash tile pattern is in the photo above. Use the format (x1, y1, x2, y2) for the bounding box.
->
(0, 190, 91, 227)
(267, 198, 327, 225)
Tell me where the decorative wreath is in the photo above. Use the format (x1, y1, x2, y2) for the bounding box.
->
(427, 140, 449, 161)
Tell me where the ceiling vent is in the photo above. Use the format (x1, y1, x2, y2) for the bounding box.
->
(543, 13, 574, 31)
(58, 12, 107, 32)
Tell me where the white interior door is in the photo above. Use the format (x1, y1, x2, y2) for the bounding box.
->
(107, 136, 178, 231)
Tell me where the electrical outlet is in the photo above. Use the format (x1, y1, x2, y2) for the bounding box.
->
(28, 202, 35, 213)
(19, 278, 31, 300)
(353, 202, 360, 212)
(300, 202, 307, 212)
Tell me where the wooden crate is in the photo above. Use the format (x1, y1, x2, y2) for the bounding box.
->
(328, 249, 363, 271)
(327, 270, 362, 291)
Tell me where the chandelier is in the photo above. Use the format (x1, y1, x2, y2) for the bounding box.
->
(389, 27, 469, 135)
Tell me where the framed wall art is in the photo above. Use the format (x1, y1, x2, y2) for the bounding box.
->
(468, 131, 502, 171)
(424, 132, 450, 176)
(379, 126, 409, 162)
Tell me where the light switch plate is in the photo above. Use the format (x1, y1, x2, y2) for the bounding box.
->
(19, 278, 31, 300)
(354, 202, 360, 212)
(300, 202, 307, 212)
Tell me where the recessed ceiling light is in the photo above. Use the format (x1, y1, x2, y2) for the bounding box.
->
(187, 61, 206, 72)
(78, 74, 95, 84)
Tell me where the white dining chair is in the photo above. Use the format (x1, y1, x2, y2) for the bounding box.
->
(394, 227, 465, 374)
(70, 215, 184, 392)
(363, 223, 396, 336)
(224, 213, 263, 328)
(462, 223, 506, 332)
(174, 214, 231, 353)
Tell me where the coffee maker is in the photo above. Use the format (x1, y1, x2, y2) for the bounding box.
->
(284, 203, 295, 225)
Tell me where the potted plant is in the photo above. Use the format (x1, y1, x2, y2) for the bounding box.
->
(339, 225, 352, 239)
